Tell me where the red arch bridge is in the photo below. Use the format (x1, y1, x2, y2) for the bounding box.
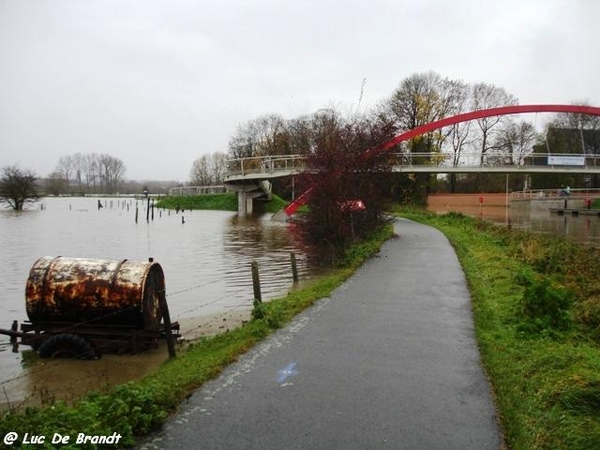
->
(222, 104, 600, 216)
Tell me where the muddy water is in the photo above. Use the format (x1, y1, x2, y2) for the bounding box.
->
(427, 193, 600, 247)
(0, 197, 317, 409)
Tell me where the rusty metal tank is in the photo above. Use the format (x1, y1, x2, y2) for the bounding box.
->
(25, 256, 165, 329)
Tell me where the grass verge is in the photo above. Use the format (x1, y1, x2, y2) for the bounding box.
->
(398, 208, 600, 450)
(0, 224, 393, 448)
(155, 193, 288, 213)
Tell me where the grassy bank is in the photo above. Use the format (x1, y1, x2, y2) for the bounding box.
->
(399, 209, 600, 450)
(156, 192, 238, 211)
(1, 224, 393, 448)
(155, 193, 288, 213)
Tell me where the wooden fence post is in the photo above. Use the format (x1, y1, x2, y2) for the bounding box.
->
(158, 290, 176, 359)
(290, 252, 299, 283)
(251, 260, 262, 303)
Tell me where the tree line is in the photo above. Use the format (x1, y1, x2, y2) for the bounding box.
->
(215, 71, 600, 197)
(49, 152, 126, 195)
(204, 70, 600, 260)
(1, 153, 128, 210)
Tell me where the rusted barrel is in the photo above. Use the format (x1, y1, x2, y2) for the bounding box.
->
(25, 256, 165, 329)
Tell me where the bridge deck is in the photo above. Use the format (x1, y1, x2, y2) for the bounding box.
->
(224, 152, 600, 183)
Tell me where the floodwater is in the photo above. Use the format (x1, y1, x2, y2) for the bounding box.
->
(0, 197, 316, 408)
(5, 194, 597, 409)
(427, 193, 600, 247)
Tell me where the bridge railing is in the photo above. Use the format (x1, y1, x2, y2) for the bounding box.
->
(385, 152, 600, 169)
(226, 154, 307, 177)
(510, 188, 600, 201)
(168, 185, 228, 196)
(224, 152, 600, 178)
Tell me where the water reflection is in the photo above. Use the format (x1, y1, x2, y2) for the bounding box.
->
(0, 197, 317, 407)
(223, 215, 311, 295)
(508, 210, 600, 247)
(427, 196, 600, 247)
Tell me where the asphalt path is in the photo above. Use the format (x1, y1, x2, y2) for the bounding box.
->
(138, 218, 501, 450)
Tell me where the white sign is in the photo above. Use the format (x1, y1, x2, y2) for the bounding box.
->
(548, 156, 585, 166)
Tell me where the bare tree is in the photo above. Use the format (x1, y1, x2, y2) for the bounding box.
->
(496, 120, 537, 165)
(66, 152, 99, 192)
(429, 78, 470, 153)
(98, 154, 126, 193)
(56, 155, 75, 188)
(285, 116, 314, 155)
(551, 101, 600, 131)
(471, 82, 518, 165)
(387, 71, 442, 133)
(385, 71, 464, 203)
(54, 152, 125, 194)
(228, 123, 257, 160)
(210, 152, 227, 184)
(190, 155, 213, 185)
(190, 151, 228, 185)
(445, 121, 474, 192)
(71, 152, 85, 192)
(0, 165, 40, 210)
(84, 153, 100, 191)
(228, 113, 289, 159)
(254, 114, 288, 156)
(45, 171, 69, 196)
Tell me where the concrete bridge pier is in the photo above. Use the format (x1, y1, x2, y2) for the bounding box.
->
(237, 191, 254, 216)
(231, 180, 272, 217)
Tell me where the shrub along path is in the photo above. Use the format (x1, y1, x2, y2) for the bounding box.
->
(138, 218, 501, 450)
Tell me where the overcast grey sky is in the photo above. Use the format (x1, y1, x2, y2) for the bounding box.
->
(1, 0, 599, 181)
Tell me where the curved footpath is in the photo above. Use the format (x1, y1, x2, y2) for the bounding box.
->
(138, 218, 501, 449)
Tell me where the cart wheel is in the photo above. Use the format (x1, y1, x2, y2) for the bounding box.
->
(37, 334, 99, 360)
(29, 335, 43, 351)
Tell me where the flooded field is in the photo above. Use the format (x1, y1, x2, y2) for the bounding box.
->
(428, 193, 600, 247)
(5, 193, 599, 409)
(0, 197, 317, 408)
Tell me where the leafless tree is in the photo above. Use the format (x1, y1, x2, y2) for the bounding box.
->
(496, 120, 538, 165)
(190, 155, 213, 185)
(471, 82, 518, 165)
(228, 113, 289, 159)
(54, 152, 125, 194)
(56, 155, 75, 187)
(551, 102, 600, 131)
(385, 72, 467, 203)
(210, 152, 228, 184)
(387, 71, 443, 133)
(98, 154, 126, 193)
(285, 116, 314, 155)
(0, 165, 39, 210)
(45, 171, 69, 196)
(190, 151, 228, 185)
(69, 152, 86, 192)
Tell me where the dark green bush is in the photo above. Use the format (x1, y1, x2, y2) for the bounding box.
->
(517, 269, 574, 334)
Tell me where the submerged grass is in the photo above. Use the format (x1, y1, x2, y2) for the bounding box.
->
(398, 208, 600, 450)
(0, 223, 393, 448)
